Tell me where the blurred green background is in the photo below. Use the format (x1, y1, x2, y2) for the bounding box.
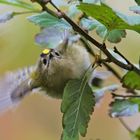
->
(0, 0, 140, 140)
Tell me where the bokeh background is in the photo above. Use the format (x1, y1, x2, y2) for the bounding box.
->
(0, 0, 140, 140)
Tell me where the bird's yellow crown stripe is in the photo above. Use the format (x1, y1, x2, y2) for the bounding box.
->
(42, 49, 50, 55)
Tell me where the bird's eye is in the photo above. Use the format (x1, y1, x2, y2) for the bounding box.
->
(43, 58, 47, 65)
(40, 49, 51, 58)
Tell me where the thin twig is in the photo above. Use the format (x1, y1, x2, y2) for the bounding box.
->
(32, 0, 138, 133)
(80, 37, 137, 95)
(119, 118, 133, 133)
(112, 93, 140, 98)
(114, 47, 131, 65)
(35, 0, 140, 75)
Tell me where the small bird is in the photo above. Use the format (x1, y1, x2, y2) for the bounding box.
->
(0, 39, 91, 113)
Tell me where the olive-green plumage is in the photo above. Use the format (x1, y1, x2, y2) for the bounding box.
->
(0, 41, 91, 112)
(30, 42, 91, 98)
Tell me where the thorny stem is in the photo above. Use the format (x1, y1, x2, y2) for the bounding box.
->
(33, 0, 137, 133)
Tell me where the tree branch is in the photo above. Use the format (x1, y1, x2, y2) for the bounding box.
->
(32, 0, 138, 134)
(35, 0, 140, 75)
(114, 47, 131, 65)
(112, 93, 140, 98)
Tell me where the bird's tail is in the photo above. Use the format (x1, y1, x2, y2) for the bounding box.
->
(0, 66, 35, 113)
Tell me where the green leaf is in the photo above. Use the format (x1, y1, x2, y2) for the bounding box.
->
(78, 3, 127, 30)
(131, 127, 140, 140)
(0, 0, 36, 10)
(61, 78, 95, 139)
(106, 30, 126, 43)
(122, 71, 140, 90)
(78, 3, 140, 33)
(135, 0, 140, 5)
(80, 18, 126, 43)
(61, 130, 79, 140)
(28, 12, 71, 29)
(96, 27, 126, 43)
(109, 99, 139, 117)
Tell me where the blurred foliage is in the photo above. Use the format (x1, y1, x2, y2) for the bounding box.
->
(0, 0, 140, 139)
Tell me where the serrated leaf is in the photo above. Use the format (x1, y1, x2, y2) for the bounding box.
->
(122, 71, 140, 90)
(80, 18, 126, 43)
(78, 3, 140, 33)
(96, 26, 126, 43)
(105, 29, 126, 43)
(131, 127, 140, 140)
(61, 130, 79, 140)
(78, 3, 128, 30)
(0, 11, 14, 23)
(28, 12, 71, 29)
(109, 99, 139, 117)
(61, 78, 95, 139)
(135, 0, 140, 5)
(0, 0, 36, 10)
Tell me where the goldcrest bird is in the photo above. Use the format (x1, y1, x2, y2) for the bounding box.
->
(0, 39, 91, 113)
